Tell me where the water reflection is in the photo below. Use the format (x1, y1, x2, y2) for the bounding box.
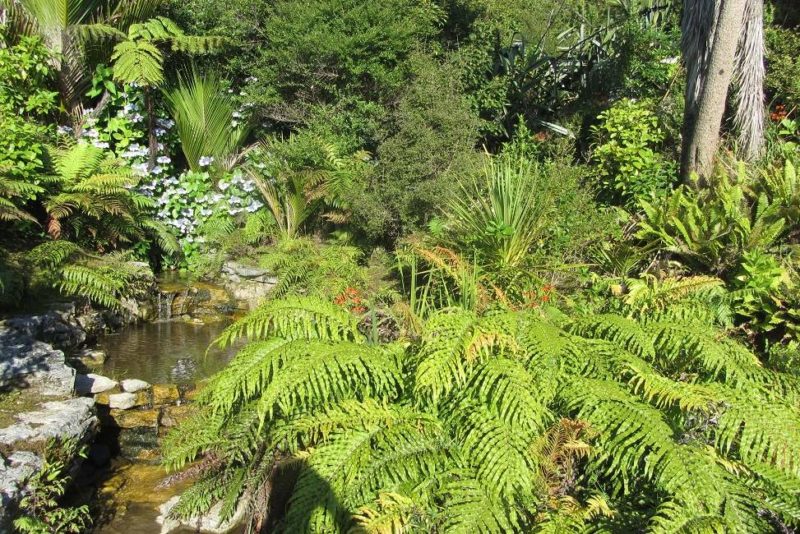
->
(98, 320, 237, 384)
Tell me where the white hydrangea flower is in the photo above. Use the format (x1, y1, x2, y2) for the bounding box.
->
(246, 200, 263, 212)
(199, 156, 214, 167)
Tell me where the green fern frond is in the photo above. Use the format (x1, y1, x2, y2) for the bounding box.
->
(568, 314, 656, 360)
(439, 472, 520, 533)
(213, 296, 362, 347)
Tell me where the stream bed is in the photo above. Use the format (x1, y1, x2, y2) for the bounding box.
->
(89, 318, 242, 533)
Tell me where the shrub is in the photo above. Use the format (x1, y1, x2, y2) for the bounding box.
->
(13, 438, 91, 534)
(591, 99, 677, 205)
(373, 55, 481, 241)
(765, 25, 800, 110)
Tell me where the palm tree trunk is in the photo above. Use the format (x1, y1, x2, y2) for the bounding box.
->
(732, 0, 765, 160)
(681, 0, 747, 181)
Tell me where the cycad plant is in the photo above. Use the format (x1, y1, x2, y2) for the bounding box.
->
(164, 72, 250, 175)
(164, 291, 800, 532)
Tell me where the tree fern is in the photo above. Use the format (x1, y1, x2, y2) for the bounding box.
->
(164, 296, 800, 532)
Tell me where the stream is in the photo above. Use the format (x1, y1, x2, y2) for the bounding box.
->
(89, 316, 242, 533)
(98, 319, 236, 384)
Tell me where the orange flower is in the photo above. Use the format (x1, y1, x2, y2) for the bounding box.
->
(771, 104, 788, 122)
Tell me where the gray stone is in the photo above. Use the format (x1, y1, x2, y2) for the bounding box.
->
(75, 373, 117, 394)
(4, 306, 89, 350)
(121, 378, 151, 393)
(0, 327, 75, 396)
(0, 451, 42, 513)
(221, 261, 268, 279)
(108, 392, 137, 410)
(0, 397, 97, 448)
(158, 493, 248, 534)
(0, 396, 97, 530)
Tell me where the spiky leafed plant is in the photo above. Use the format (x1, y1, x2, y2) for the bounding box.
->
(446, 156, 553, 271)
(1, 0, 160, 126)
(246, 135, 369, 239)
(163, 290, 800, 532)
(164, 72, 250, 176)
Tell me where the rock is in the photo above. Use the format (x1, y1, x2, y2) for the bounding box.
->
(78, 348, 107, 363)
(158, 493, 249, 534)
(106, 408, 160, 429)
(160, 404, 196, 428)
(220, 261, 277, 310)
(0, 327, 76, 397)
(75, 373, 118, 394)
(0, 451, 42, 516)
(0, 397, 97, 450)
(4, 305, 90, 349)
(121, 378, 151, 393)
(152, 384, 180, 405)
(108, 392, 138, 410)
(70, 347, 107, 370)
(222, 261, 268, 279)
(117, 426, 160, 459)
(96, 389, 150, 408)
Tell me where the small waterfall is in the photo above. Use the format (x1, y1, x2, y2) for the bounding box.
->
(158, 291, 175, 320)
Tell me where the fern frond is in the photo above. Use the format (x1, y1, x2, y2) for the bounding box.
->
(213, 296, 362, 347)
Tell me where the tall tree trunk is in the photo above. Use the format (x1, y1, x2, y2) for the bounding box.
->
(733, 0, 765, 160)
(146, 89, 158, 170)
(681, 0, 747, 181)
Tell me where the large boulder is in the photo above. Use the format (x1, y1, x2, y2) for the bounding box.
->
(0, 327, 75, 396)
(220, 260, 277, 310)
(0, 397, 97, 451)
(0, 451, 42, 517)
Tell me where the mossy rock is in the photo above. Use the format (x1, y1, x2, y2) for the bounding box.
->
(160, 404, 196, 428)
(152, 384, 180, 405)
(106, 408, 160, 429)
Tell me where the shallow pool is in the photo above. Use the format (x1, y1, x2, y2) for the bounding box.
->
(98, 320, 238, 384)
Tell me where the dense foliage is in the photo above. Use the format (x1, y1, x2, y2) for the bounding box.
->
(1, 0, 799, 531)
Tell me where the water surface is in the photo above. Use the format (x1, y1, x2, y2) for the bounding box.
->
(98, 320, 237, 384)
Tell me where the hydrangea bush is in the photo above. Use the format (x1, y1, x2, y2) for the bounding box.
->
(152, 166, 264, 265)
(72, 72, 267, 270)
